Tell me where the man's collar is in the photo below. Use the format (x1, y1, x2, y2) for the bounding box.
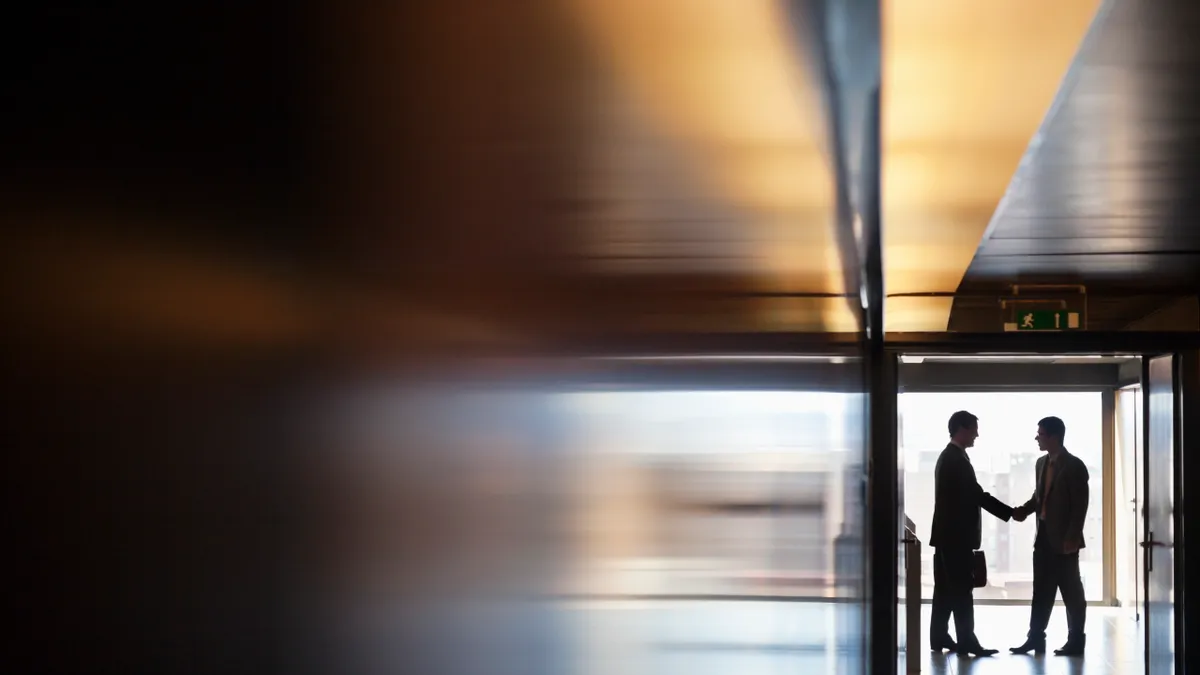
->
(1046, 447, 1066, 462)
(949, 439, 967, 452)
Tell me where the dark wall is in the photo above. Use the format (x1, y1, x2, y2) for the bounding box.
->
(2, 5, 800, 674)
(4, 7, 319, 672)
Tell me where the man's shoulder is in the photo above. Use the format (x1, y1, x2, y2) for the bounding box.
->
(936, 444, 962, 462)
(936, 445, 971, 475)
(1065, 451, 1089, 475)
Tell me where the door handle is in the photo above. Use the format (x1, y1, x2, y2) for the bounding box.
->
(1141, 530, 1170, 549)
(901, 537, 917, 544)
(1142, 531, 1171, 573)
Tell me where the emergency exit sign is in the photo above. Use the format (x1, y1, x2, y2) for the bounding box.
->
(1014, 310, 1081, 331)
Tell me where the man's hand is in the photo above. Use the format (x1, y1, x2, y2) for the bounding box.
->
(1012, 506, 1028, 522)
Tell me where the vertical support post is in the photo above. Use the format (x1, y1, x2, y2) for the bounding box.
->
(1176, 350, 1197, 675)
(868, 334, 898, 673)
(1102, 388, 1116, 605)
(905, 535, 921, 673)
(802, 0, 885, 670)
(857, 87, 895, 675)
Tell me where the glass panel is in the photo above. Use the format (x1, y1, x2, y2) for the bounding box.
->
(312, 365, 868, 674)
(899, 391, 1104, 602)
(1145, 355, 1176, 675)
(556, 390, 860, 600)
(1114, 386, 1143, 609)
(556, 385, 868, 674)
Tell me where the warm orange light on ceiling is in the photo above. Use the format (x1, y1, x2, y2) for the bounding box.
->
(568, 0, 856, 331)
(566, 0, 1101, 333)
(882, 0, 1101, 331)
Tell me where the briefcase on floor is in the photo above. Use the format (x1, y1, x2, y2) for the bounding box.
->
(971, 550, 987, 588)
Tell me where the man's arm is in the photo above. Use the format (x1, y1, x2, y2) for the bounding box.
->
(980, 490, 1014, 521)
(962, 462, 1014, 521)
(1063, 461, 1090, 553)
(1013, 494, 1037, 521)
(1013, 457, 1043, 520)
(1017, 493, 1038, 513)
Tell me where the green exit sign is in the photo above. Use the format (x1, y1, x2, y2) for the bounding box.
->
(1013, 310, 1081, 331)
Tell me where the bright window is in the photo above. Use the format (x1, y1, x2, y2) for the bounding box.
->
(558, 390, 866, 600)
(900, 392, 1104, 602)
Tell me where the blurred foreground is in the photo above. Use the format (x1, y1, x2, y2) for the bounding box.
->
(3, 3, 874, 673)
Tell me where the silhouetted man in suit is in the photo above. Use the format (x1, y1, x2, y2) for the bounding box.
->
(1010, 416, 1089, 657)
(929, 411, 1014, 656)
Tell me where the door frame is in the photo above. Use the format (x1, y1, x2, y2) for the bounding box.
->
(1142, 353, 1179, 675)
(1180, 351, 1197, 675)
(884, 334, 1197, 675)
(1166, 350, 1197, 675)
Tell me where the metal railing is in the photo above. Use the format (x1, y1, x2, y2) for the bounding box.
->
(903, 517, 921, 673)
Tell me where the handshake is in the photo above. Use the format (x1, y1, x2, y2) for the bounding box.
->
(1012, 505, 1031, 522)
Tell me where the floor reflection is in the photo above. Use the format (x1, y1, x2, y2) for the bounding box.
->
(904, 605, 1142, 675)
(566, 602, 1142, 674)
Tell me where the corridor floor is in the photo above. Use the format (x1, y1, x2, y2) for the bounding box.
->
(904, 604, 1144, 675)
(567, 600, 1147, 674)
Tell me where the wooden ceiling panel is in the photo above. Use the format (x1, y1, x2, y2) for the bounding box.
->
(963, 0, 1200, 294)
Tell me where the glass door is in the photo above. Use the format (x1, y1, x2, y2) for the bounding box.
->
(1142, 354, 1177, 675)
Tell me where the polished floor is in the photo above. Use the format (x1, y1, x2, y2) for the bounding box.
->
(903, 604, 1144, 674)
(566, 601, 1146, 674)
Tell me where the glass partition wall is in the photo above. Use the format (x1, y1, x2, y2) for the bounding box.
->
(558, 389, 863, 600)
(549, 360, 870, 675)
(1114, 385, 1144, 611)
(311, 357, 873, 675)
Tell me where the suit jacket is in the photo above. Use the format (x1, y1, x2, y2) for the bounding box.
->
(929, 443, 1013, 550)
(1019, 448, 1090, 553)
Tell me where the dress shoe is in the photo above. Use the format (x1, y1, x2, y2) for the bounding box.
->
(929, 637, 958, 652)
(1054, 636, 1086, 656)
(956, 644, 999, 657)
(1009, 638, 1046, 655)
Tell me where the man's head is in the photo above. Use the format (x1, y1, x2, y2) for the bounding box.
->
(1036, 416, 1066, 452)
(948, 410, 979, 448)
